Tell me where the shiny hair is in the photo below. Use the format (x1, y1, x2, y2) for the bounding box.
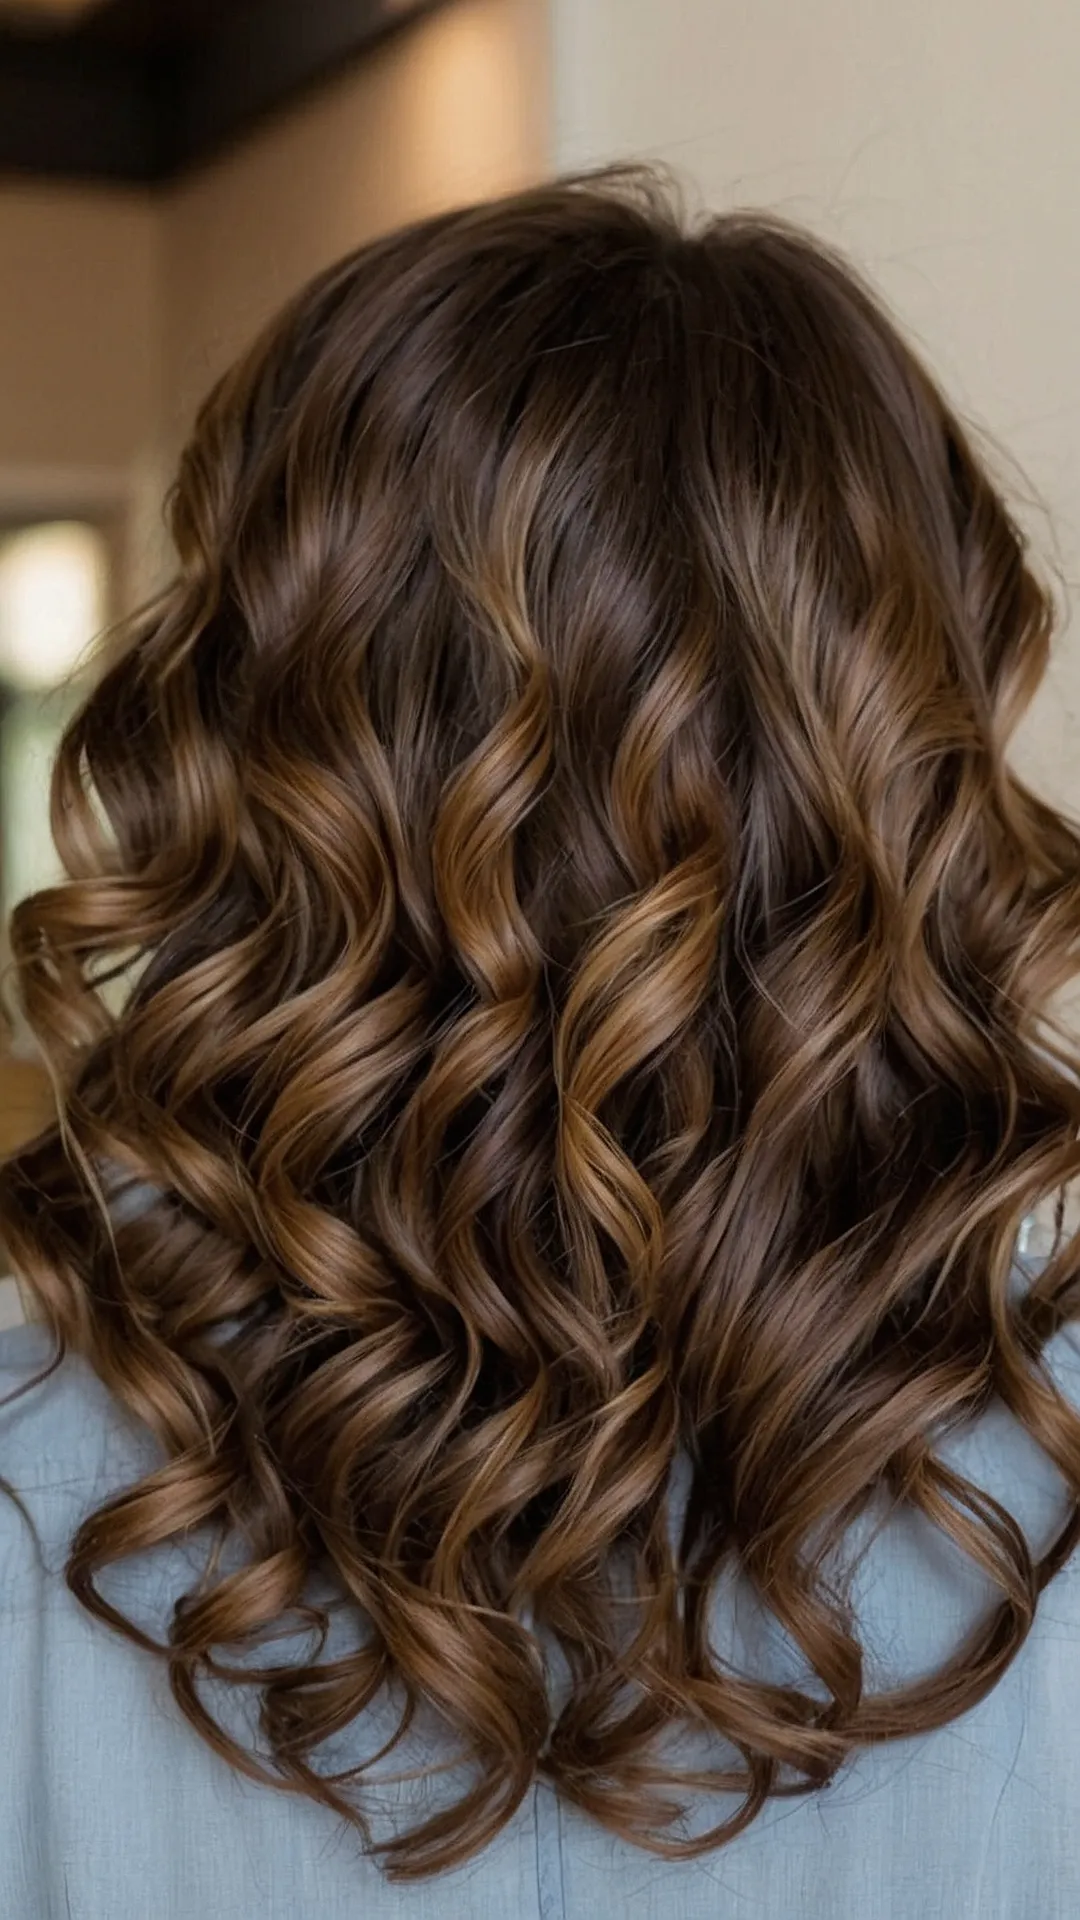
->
(4, 165, 1080, 1878)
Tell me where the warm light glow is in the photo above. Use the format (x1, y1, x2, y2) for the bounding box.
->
(0, 695, 67, 917)
(0, 522, 107, 692)
(400, 1, 539, 212)
(0, 1, 102, 17)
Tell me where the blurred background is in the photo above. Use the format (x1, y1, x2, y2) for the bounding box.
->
(0, 0, 1078, 1269)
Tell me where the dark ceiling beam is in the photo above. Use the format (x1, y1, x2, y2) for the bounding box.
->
(0, 0, 444, 186)
(0, 35, 159, 181)
(176, 0, 428, 171)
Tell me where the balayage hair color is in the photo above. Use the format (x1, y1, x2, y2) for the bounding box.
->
(4, 168, 1080, 1878)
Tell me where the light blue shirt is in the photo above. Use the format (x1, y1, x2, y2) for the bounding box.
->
(4, 1309, 1080, 1919)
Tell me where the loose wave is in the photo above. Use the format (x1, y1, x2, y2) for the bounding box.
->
(5, 166, 1080, 1878)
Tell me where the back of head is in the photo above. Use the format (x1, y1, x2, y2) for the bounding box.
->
(4, 167, 1080, 1877)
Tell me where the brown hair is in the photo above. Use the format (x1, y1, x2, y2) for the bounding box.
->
(4, 166, 1080, 1878)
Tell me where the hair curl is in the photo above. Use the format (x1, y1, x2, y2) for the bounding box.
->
(5, 166, 1080, 1877)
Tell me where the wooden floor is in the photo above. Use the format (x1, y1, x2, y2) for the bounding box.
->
(0, 1056, 52, 1324)
(0, 1055, 53, 1157)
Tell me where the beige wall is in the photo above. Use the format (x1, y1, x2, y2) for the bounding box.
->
(162, 0, 549, 444)
(550, 0, 1080, 809)
(0, 181, 159, 475)
(0, 0, 549, 600)
(0, 181, 161, 598)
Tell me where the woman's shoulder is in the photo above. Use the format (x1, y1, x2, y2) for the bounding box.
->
(1, 1315, 112, 1461)
(0, 1315, 135, 1463)
(0, 1315, 164, 1590)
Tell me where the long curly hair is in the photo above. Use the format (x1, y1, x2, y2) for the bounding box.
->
(5, 166, 1080, 1878)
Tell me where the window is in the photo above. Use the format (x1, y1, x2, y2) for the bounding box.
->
(0, 520, 110, 933)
